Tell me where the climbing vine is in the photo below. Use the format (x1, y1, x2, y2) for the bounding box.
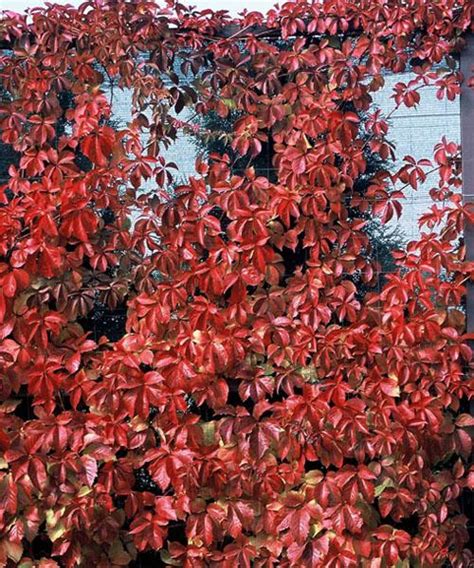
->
(0, 0, 473, 566)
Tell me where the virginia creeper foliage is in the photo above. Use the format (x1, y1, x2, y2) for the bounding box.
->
(0, 0, 473, 566)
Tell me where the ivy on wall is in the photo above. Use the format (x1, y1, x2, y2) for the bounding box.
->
(0, 1, 473, 566)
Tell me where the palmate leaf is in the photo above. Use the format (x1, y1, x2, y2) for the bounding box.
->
(0, 1, 472, 567)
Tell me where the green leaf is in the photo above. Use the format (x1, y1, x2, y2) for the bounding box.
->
(221, 98, 236, 109)
(160, 549, 183, 566)
(374, 478, 394, 497)
(201, 421, 216, 445)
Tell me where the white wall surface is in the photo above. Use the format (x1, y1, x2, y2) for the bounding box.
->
(1, 0, 279, 15)
(2, 0, 461, 243)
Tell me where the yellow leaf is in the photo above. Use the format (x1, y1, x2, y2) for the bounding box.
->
(201, 421, 216, 446)
(48, 522, 66, 542)
(374, 478, 395, 497)
(310, 523, 323, 537)
(46, 508, 67, 542)
(304, 471, 324, 486)
(5, 540, 23, 562)
(78, 486, 92, 497)
(221, 98, 236, 109)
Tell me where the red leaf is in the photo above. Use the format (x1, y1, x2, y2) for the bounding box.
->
(249, 425, 270, 460)
(3, 273, 17, 298)
(82, 456, 98, 487)
(0, 475, 17, 514)
(28, 458, 47, 491)
(456, 414, 474, 427)
(155, 497, 177, 523)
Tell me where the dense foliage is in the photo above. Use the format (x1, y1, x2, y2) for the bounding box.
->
(192, 107, 406, 294)
(0, 0, 473, 566)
